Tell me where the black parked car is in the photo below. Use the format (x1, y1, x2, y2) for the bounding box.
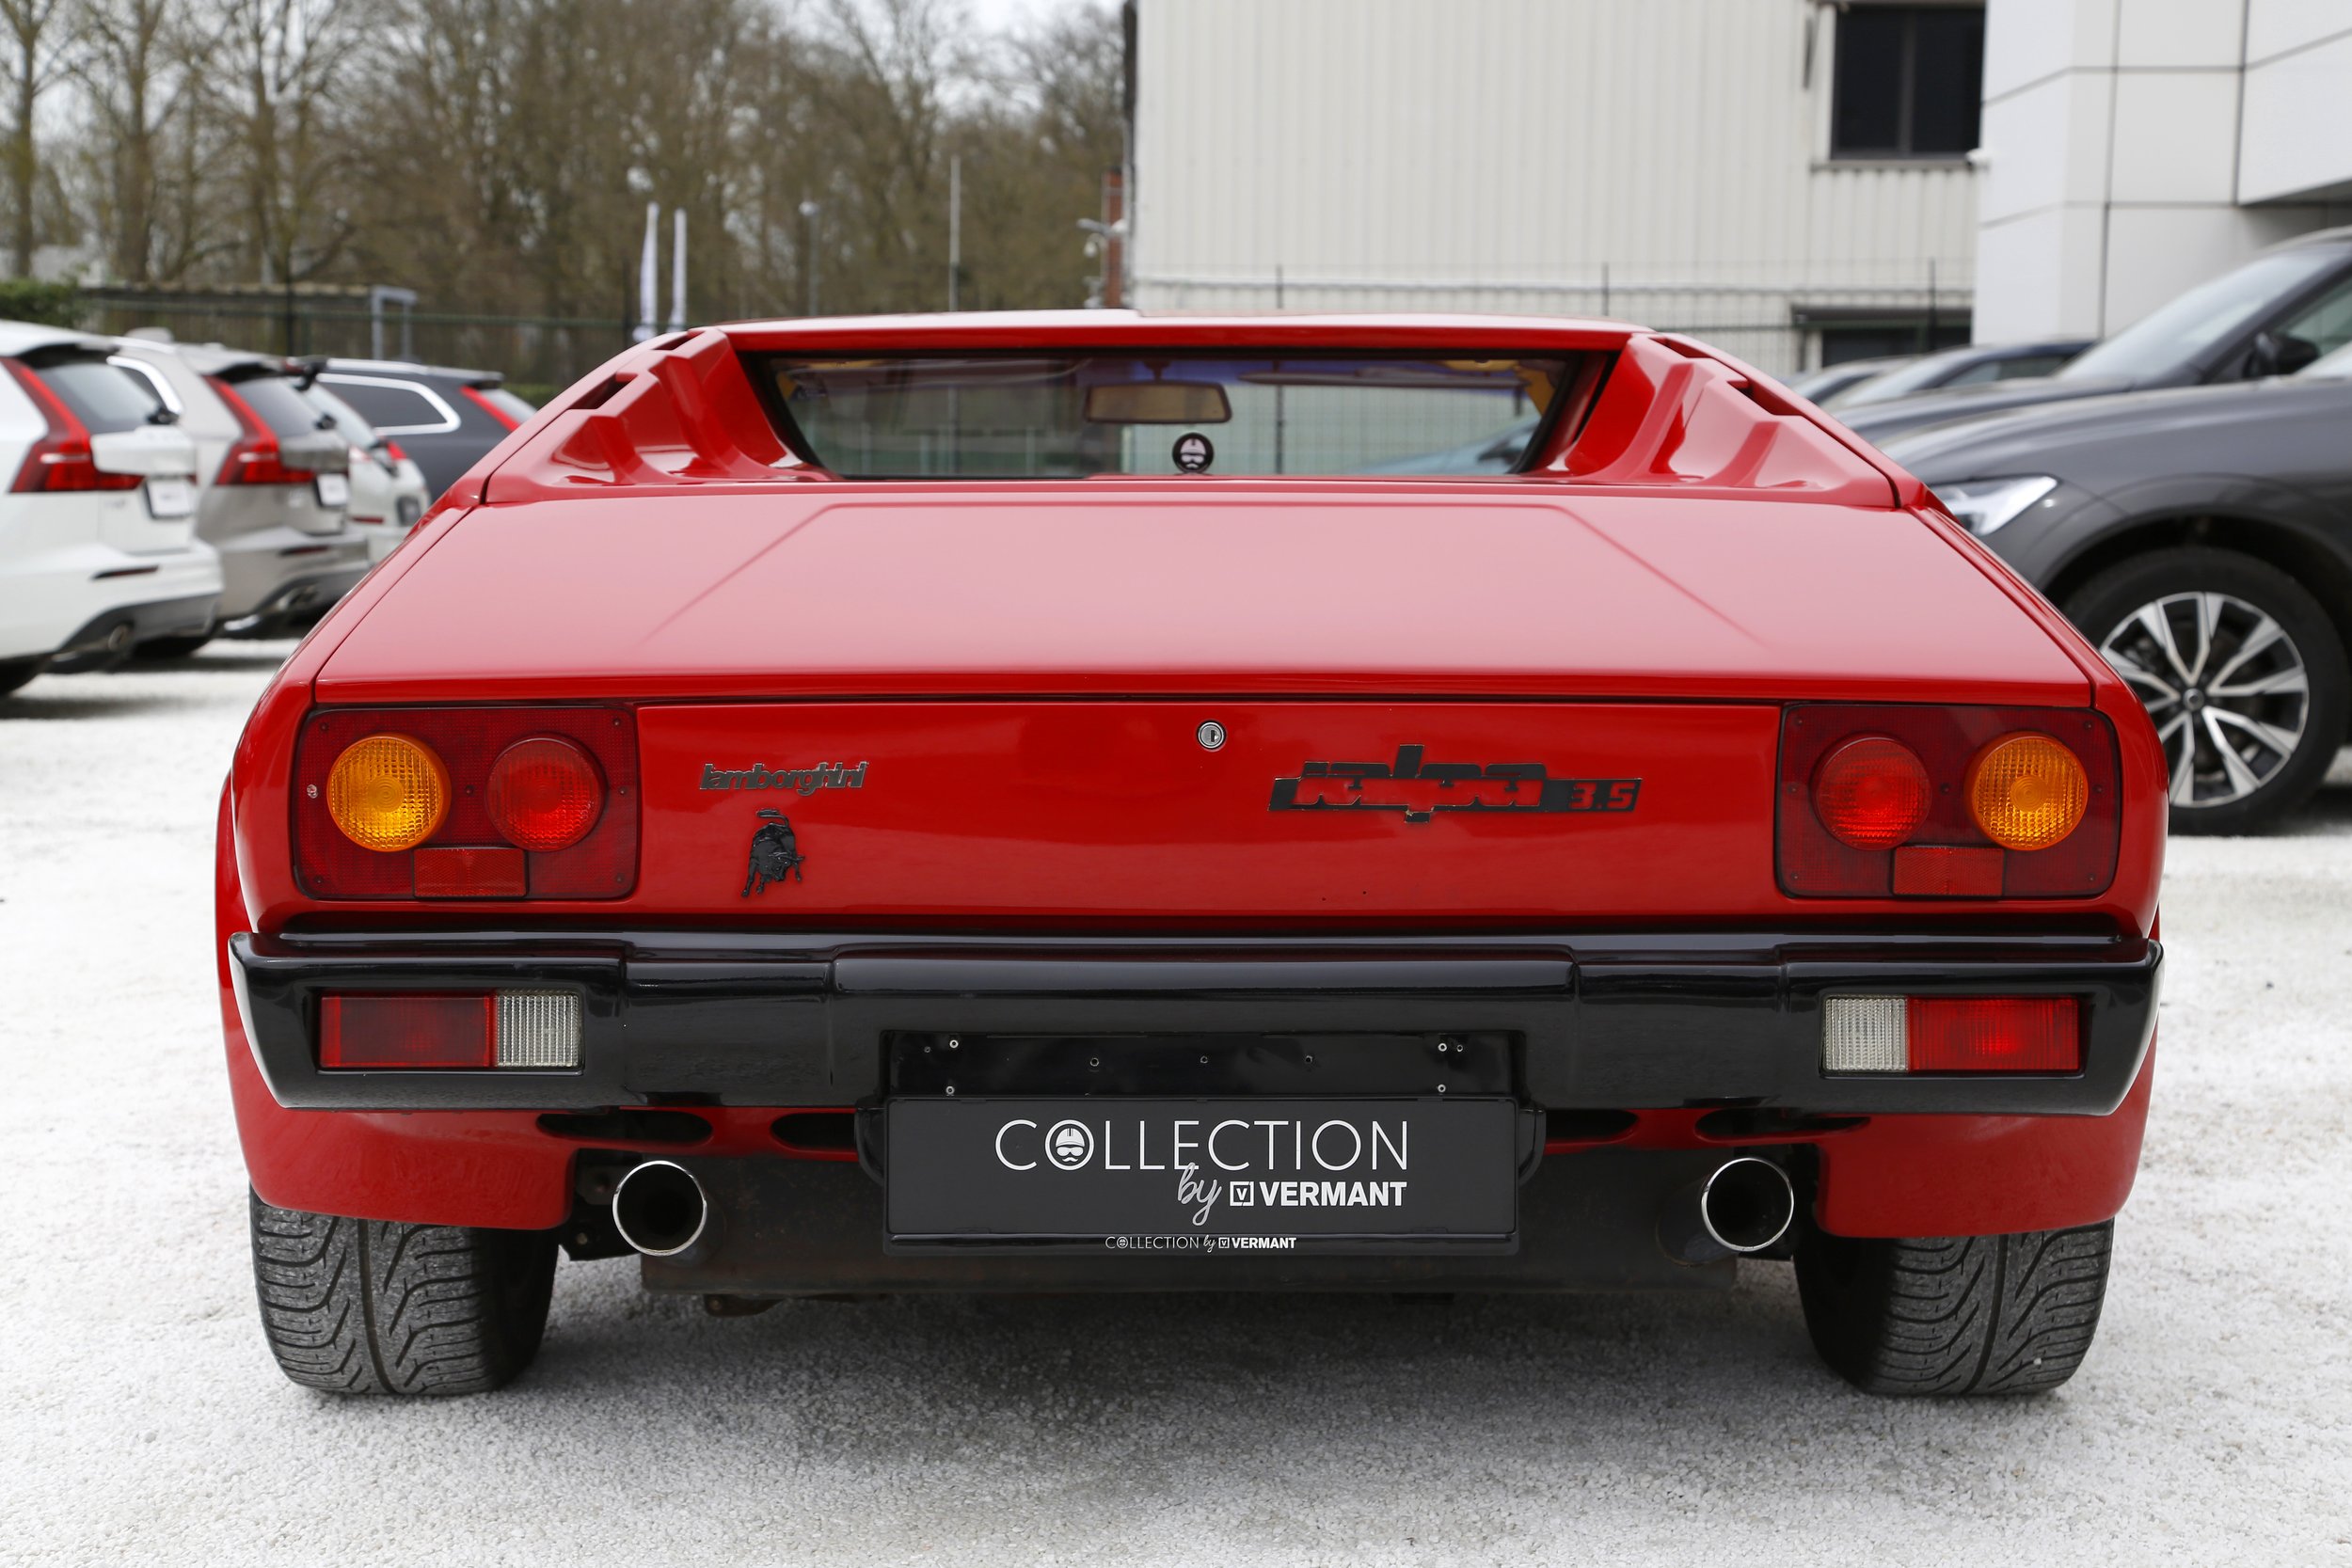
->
(1844, 227, 2352, 444)
(1885, 345, 2352, 834)
(314, 358, 534, 500)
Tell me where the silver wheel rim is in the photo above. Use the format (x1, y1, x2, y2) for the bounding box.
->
(2097, 590, 2309, 810)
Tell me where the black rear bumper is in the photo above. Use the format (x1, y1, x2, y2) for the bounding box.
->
(230, 928, 2160, 1117)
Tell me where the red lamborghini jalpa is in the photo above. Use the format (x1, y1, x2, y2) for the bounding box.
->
(218, 314, 2165, 1397)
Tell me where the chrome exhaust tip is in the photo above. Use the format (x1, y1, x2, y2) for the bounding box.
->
(1660, 1156, 1796, 1265)
(611, 1160, 710, 1258)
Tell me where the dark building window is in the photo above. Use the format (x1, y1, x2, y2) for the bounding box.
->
(1832, 4, 1985, 159)
(1816, 318, 1972, 365)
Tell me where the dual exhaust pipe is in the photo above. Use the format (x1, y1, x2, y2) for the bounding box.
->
(612, 1153, 1793, 1266)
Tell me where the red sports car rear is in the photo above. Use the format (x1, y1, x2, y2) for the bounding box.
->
(218, 314, 2164, 1396)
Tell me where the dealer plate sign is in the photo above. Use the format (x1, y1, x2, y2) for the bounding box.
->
(885, 1097, 1518, 1250)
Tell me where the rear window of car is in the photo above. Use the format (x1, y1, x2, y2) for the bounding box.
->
(470, 386, 535, 425)
(226, 373, 333, 439)
(759, 353, 1581, 479)
(321, 376, 454, 433)
(35, 356, 165, 435)
(303, 385, 380, 446)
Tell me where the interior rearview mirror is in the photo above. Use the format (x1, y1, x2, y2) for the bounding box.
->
(1082, 381, 1232, 424)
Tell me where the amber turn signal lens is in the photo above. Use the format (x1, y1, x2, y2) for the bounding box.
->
(326, 733, 451, 852)
(1813, 736, 1932, 849)
(487, 736, 605, 850)
(1967, 732, 2088, 851)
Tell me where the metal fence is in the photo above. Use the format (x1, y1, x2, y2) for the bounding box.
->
(71, 289, 636, 402)
(44, 284, 1965, 400)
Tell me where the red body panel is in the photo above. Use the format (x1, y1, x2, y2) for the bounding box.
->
(217, 311, 2168, 1244)
(311, 490, 2086, 707)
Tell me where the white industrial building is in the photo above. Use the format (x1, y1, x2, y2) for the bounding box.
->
(1124, 0, 2352, 374)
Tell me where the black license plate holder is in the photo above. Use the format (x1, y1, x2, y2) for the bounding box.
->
(884, 1096, 1522, 1254)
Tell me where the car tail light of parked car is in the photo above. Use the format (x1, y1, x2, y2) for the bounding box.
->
(294, 706, 637, 899)
(1778, 704, 2119, 899)
(5, 361, 146, 493)
(209, 375, 320, 486)
(318, 990, 581, 1069)
(459, 384, 524, 430)
(1821, 995, 2082, 1074)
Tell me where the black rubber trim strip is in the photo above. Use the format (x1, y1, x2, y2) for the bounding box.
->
(229, 928, 2159, 1117)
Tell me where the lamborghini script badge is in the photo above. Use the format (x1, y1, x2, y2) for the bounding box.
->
(1270, 744, 1640, 823)
(742, 810, 805, 895)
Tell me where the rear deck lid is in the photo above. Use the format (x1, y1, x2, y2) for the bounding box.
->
(315, 488, 2088, 705)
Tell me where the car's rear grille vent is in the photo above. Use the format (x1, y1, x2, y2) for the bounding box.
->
(536, 1109, 712, 1146)
(771, 1111, 858, 1155)
(1541, 1109, 1640, 1148)
(1693, 1107, 1867, 1143)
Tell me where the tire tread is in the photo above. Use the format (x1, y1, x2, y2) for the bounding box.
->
(247, 1191, 555, 1396)
(1798, 1222, 2113, 1396)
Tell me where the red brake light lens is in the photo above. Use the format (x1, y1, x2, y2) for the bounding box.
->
(319, 994, 495, 1069)
(1812, 736, 1931, 848)
(208, 375, 315, 485)
(294, 707, 638, 900)
(488, 736, 605, 850)
(1905, 997, 2081, 1073)
(1778, 705, 2120, 900)
(460, 384, 523, 430)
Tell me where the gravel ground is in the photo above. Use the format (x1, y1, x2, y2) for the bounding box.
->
(2, 647, 2348, 1567)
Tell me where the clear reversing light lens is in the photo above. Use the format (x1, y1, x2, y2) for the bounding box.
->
(495, 990, 581, 1068)
(1822, 996, 1907, 1073)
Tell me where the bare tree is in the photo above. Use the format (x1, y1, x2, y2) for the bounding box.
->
(71, 0, 222, 281)
(0, 0, 73, 276)
(202, 0, 373, 283)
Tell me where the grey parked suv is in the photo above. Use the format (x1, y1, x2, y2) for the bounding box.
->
(1887, 345, 2352, 835)
(1842, 227, 2352, 444)
(111, 341, 365, 652)
(316, 358, 532, 500)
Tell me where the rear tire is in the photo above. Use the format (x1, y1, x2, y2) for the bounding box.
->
(1795, 1223, 2113, 1396)
(2065, 548, 2348, 835)
(248, 1192, 557, 1395)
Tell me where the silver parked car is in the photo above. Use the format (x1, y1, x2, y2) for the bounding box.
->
(299, 380, 432, 563)
(110, 341, 366, 654)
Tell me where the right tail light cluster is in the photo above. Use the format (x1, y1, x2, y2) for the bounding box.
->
(1777, 705, 2120, 899)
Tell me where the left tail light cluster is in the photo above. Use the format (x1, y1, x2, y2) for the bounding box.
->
(319, 990, 581, 1069)
(294, 706, 638, 899)
(1778, 705, 2120, 899)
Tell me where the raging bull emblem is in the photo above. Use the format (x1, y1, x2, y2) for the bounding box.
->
(741, 809, 805, 895)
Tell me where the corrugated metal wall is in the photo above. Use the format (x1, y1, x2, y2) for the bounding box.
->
(1130, 0, 1979, 372)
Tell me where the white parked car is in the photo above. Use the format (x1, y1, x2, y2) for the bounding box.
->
(299, 378, 431, 563)
(0, 322, 213, 696)
(107, 339, 365, 656)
